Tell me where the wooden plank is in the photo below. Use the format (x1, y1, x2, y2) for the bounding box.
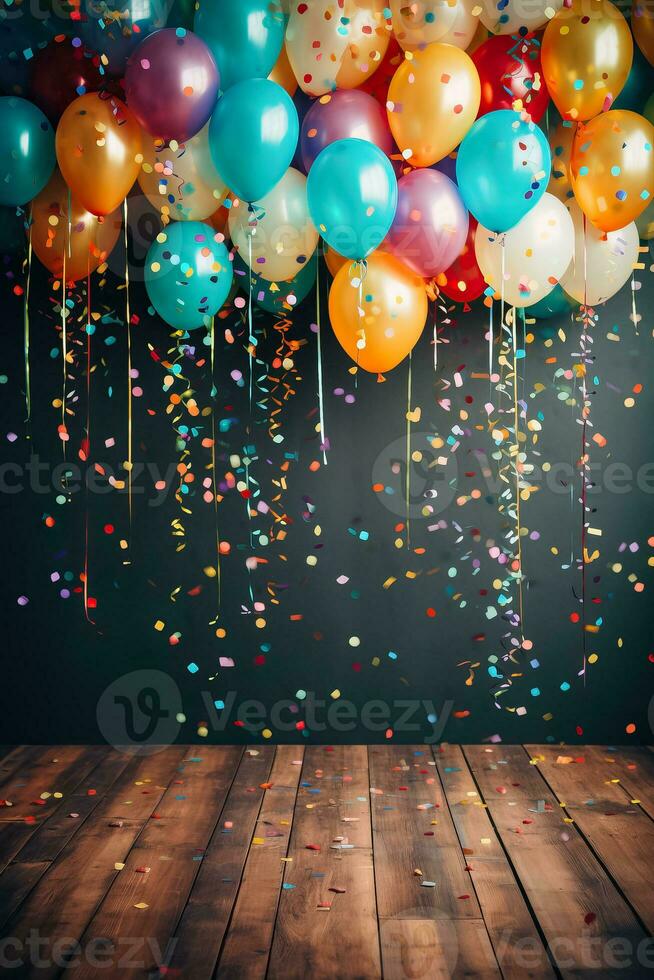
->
(163, 745, 276, 978)
(578, 746, 654, 822)
(267, 745, 381, 980)
(1, 745, 187, 977)
(0, 746, 108, 874)
(368, 744, 481, 921)
(434, 744, 555, 978)
(0, 746, 42, 785)
(526, 744, 654, 934)
(216, 745, 304, 980)
(0, 749, 130, 930)
(379, 918, 501, 980)
(464, 746, 650, 979)
(66, 745, 243, 980)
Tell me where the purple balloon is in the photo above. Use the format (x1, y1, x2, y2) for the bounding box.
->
(125, 29, 219, 144)
(386, 170, 469, 280)
(300, 89, 394, 172)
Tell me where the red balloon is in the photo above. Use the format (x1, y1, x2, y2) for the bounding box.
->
(359, 36, 403, 106)
(471, 34, 549, 123)
(28, 39, 106, 125)
(439, 218, 486, 304)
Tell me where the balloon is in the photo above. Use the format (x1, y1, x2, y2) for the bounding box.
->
(570, 109, 654, 233)
(269, 45, 297, 97)
(144, 221, 233, 330)
(138, 124, 228, 222)
(636, 198, 654, 240)
(209, 79, 298, 203)
(632, 2, 654, 68)
(234, 252, 317, 314)
(456, 109, 551, 233)
(475, 193, 574, 308)
(541, 0, 632, 122)
(560, 203, 639, 306)
(300, 90, 394, 172)
(286, 0, 390, 97)
(56, 94, 142, 217)
(613, 40, 654, 113)
(529, 283, 577, 320)
(323, 242, 349, 277)
(0, 97, 55, 206)
(79, 0, 170, 75)
(194, 0, 284, 91)
(387, 43, 480, 167)
(328, 251, 427, 374)
(472, 33, 549, 122)
(28, 39, 105, 126)
(479, 0, 563, 35)
(386, 169, 468, 279)
(228, 167, 318, 282)
(390, 0, 479, 52)
(466, 19, 489, 55)
(548, 120, 577, 205)
(439, 217, 486, 303)
(125, 30, 219, 144)
(359, 35, 403, 105)
(30, 170, 122, 282)
(307, 138, 398, 260)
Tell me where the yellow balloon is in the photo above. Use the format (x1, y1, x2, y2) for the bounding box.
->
(571, 110, 654, 232)
(138, 123, 228, 222)
(328, 251, 427, 374)
(387, 43, 480, 167)
(286, 0, 390, 96)
(268, 44, 297, 97)
(541, 0, 633, 122)
(632, 3, 654, 68)
(390, 0, 480, 53)
(548, 120, 577, 205)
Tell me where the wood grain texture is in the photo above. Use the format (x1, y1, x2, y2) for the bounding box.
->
(576, 746, 654, 822)
(267, 745, 381, 980)
(379, 917, 501, 979)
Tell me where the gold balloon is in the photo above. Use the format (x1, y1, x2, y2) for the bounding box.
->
(286, 0, 390, 97)
(138, 123, 228, 222)
(328, 251, 427, 374)
(632, 3, 654, 68)
(571, 110, 654, 232)
(268, 44, 297, 97)
(548, 120, 577, 205)
(390, 0, 480, 53)
(541, 0, 633, 122)
(31, 171, 122, 282)
(387, 42, 480, 167)
(56, 93, 142, 217)
(324, 242, 349, 277)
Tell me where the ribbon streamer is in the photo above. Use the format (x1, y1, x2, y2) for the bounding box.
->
(23, 220, 33, 431)
(406, 350, 413, 550)
(316, 252, 328, 464)
(123, 198, 133, 535)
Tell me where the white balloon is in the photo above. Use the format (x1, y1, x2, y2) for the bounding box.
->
(475, 193, 574, 308)
(478, 0, 563, 34)
(228, 168, 318, 283)
(561, 203, 639, 306)
(390, 0, 479, 52)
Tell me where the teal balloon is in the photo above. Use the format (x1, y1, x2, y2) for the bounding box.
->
(529, 284, 576, 320)
(235, 253, 316, 314)
(307, 138, 398, 260)
(209, 79, 298, 203)
(195, 0, 284, 91)
(0, 97, 55, 206)
(456, 110, 551, 233)
(145, 221, 233, 331)
(614, 40, 654, 114)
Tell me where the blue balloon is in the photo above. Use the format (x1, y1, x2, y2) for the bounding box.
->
(529, 284, 577, 320)
(145, 222, 233, 331)
(79, 0, 170, 75)
(209, 78, 298, 203)
(0, 97, 55, 206)
(307, 138, 398, 261)
(194, 0, 284, 91)
(456, 110, 551, 233)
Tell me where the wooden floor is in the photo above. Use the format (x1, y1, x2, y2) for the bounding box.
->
(0, 745, 652, 978)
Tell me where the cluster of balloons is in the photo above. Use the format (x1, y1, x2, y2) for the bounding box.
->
(1, 0, 653, 371)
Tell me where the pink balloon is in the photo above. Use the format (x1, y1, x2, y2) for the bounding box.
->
(300, 89, 394, 172)
(386, 169, 469, 279)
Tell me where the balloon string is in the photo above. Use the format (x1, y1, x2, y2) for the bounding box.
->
(488, 290, 493, 398)
(23, 219, 32, 432)
(406, 349, 412, 551)
(123, 198, 133, 539)
(84, 252, 95, 626)
(433, 297, 438, 372)
(580, 214, 589, 683)
(316, 252, 327, 465)
(248, 231, 254, 420)
(631, 271, 639, 337)
(512, 307, 524, 638)
(210, 315, 222, 618)
(61, 246, 68, 484)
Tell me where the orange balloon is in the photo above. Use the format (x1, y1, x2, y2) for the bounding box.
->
(541, 0, 633, 122)
(268, 44, 297, 97)
(328, 251, 427, 374)
(632, 3, 654, 67)
(30, 171, 122, 282)
(323, 242, 349, 278)
(570, 109, 654, 232)
(56, 93, 142, 217)
(387, 43, 480, 167)
(548, 120, 577, 205)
